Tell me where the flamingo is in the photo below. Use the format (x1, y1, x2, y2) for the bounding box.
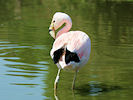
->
(49, 12, 91, 92)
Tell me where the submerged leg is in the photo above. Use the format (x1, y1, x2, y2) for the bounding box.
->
(54, 68, 61, 95)
(72, 70, 78, 90)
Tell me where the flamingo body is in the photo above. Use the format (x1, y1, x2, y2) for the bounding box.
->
(50, 31, 91, 70)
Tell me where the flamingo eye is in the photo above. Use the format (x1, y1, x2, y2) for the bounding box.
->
(53, 20, 55, 23)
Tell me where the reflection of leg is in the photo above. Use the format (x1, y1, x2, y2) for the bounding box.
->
(54, 68, 61, 95)
(72, 70, 78, 90)
(54, 94, 59, 100)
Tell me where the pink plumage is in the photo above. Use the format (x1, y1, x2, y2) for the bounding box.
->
(49, 12, 91, 93)
(50, 31, 91, 70)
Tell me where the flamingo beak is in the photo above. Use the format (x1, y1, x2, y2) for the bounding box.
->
(49, 23, 56, 39)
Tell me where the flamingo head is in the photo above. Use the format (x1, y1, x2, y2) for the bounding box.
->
(49, 12, 72, 39)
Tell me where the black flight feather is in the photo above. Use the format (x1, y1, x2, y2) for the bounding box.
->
(53, 48, 64, 64)
(65, 48, 80, 64)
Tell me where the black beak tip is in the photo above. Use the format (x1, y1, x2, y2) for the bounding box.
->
(49, 29, 52, 33)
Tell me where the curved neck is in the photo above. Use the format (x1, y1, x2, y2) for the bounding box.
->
(56, 20, 72, 39)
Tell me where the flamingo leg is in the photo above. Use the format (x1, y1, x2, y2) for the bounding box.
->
(72, 70, 78, 90)
(54, 68, 61, 94)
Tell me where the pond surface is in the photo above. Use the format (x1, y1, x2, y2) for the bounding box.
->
(0, 0, 133, 100)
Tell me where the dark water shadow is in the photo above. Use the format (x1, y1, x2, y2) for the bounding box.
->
(54, 82, 124, 100)
(74, 82, 123, 96)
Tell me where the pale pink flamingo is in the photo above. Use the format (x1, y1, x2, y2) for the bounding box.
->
(49, 12, 91, 92)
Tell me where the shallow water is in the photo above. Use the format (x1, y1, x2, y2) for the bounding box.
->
(0, 0, 133, 100)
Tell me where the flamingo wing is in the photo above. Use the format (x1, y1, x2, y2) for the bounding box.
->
(50, 31, 91, 70)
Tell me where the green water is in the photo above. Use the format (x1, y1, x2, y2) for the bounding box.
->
(0, 0, 133, 100)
